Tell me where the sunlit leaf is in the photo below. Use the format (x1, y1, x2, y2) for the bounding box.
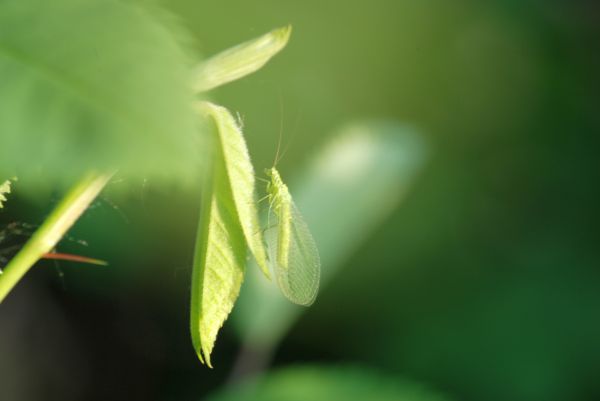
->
(0, 0, 198, 190)
(192, 26, 291, 92)
(190, 125, 246, 367)
(191, 102, 270, 367)
(199, 102, 269, 277)
(0, 179, 11, 209)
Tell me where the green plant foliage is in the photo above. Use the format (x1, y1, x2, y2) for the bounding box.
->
(0, 0, 198, 189)
(193, 26, 291, 92)
(189, 26, 295, 367)
(191, 102, 268, 367)
(204, 365, 451, 401)
(265, 168, 320, 306)
(0, 179, 11, 209)
(190, 127, 246, 367)
(199, 102, 269, 275)
(0, 172, 111, 302)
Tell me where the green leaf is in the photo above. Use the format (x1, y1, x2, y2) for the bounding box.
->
(192, 26, 291, 92)
(199, 102, 269, 277)
(191, 102, 269, 367)
(0, 0, 198, 190)
(205, 365, 451, 401)
(0, 179, 11, 209)
(190, 128, 246, 368)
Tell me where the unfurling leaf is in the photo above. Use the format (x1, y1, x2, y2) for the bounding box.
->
(191, 102, 268, 367)
(192, 26, 291, 92)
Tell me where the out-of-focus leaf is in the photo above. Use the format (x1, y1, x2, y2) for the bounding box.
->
(192, 26, 291, 92)
(0, 0, 198, 190)
(205, 365, 450, 401)
(233, 121, 427, 349)
(0, 172, 111, 300)
(0, 179, 11, 208)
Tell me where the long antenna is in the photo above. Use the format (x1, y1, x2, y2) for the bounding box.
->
(272, 92, 285, 167)
(277, 108, 302, 165)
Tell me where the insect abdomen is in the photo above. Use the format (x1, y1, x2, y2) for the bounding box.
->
(268, 168, 292, 268)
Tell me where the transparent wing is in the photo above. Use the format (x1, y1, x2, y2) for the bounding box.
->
(266, 201, 320, 306)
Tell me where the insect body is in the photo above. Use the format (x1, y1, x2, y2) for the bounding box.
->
(265, 167, 320, 306)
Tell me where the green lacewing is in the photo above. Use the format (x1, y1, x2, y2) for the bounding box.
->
(264, 167, 320, 306)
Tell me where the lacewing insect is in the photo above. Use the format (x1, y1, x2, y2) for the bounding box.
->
(264, 167, 320, 306)
(259, 103, 320, 306)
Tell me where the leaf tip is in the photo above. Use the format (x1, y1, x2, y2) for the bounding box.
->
(198, 348, 214, 368)
(205, 356, 214, 369)
(193, 24, 293, 92)
(273, 24, 292, 47)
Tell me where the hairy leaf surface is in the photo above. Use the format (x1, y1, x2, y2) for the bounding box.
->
(190, 122, 247, 367)
(191, 101, 270, 366)
(199, 102, 269, 277)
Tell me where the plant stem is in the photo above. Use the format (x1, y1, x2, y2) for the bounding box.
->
(228, 340, 275, 384)
(0, 171, 113, 303)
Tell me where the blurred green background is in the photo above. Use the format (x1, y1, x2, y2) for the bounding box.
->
(1, 0, 599, 400)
